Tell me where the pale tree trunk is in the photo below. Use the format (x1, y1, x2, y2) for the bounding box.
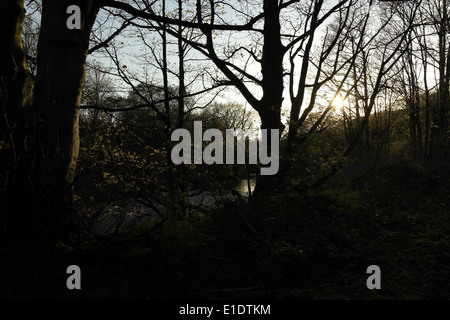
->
(29, 0, 99, 237)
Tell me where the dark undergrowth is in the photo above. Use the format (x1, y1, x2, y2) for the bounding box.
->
(1, 159, 450, 300)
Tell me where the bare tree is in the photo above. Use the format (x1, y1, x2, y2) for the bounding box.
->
(94, 0, 424, 194)
(1, 0, 100, 239)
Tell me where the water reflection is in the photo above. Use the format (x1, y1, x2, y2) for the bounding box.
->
(236, 175, 256, 195)
(91, 176, 258, 234)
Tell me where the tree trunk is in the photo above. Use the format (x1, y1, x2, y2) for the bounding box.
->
(30, 0, 99, 237)
(0, 0, 34, 240)
(0, 0, 33, 117)
(431, 0, 449, 157)
(252, 0, 285, 196)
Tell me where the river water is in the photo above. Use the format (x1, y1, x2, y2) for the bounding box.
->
(236, 176, 256, 195)
(90, 176, 257, 234)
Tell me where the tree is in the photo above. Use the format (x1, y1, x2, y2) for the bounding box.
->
(0, 0, 433, 240)
(387, 0, 450, 158)
(31, 0, 99, 235)
(0, 0, 35, 239)
(1, 0, 100, 240)
(92, 0, 424, 195)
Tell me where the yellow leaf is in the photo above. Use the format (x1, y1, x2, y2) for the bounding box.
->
(0, 140, 9, 150)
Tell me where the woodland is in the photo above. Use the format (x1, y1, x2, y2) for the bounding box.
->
(1, 0, 450, 300)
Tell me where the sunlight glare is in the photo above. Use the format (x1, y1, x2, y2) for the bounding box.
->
(332, 95, 344, 112)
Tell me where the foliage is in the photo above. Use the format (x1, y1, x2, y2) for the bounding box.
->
(2, 157, 450, 299)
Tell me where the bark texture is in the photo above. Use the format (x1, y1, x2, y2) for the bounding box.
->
(30, 0, 99, 235)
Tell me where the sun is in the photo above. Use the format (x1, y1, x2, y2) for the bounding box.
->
(332, 95, 344, 112)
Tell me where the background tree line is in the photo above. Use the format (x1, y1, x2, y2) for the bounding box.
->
(0, 0, 449, 242)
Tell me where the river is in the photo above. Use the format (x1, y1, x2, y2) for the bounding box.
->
(90, 176, 257, 234)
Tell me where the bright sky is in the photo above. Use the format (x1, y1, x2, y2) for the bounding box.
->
(82, 0, 439, 126)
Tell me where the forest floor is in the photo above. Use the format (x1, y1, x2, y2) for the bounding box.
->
(1, 157, 450, 300)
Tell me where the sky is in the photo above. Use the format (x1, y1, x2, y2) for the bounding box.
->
(82, 0, 387, 130)
(23, 0, 440, 127)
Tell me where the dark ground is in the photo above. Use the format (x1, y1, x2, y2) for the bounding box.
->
(1, 159, 450, 300)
